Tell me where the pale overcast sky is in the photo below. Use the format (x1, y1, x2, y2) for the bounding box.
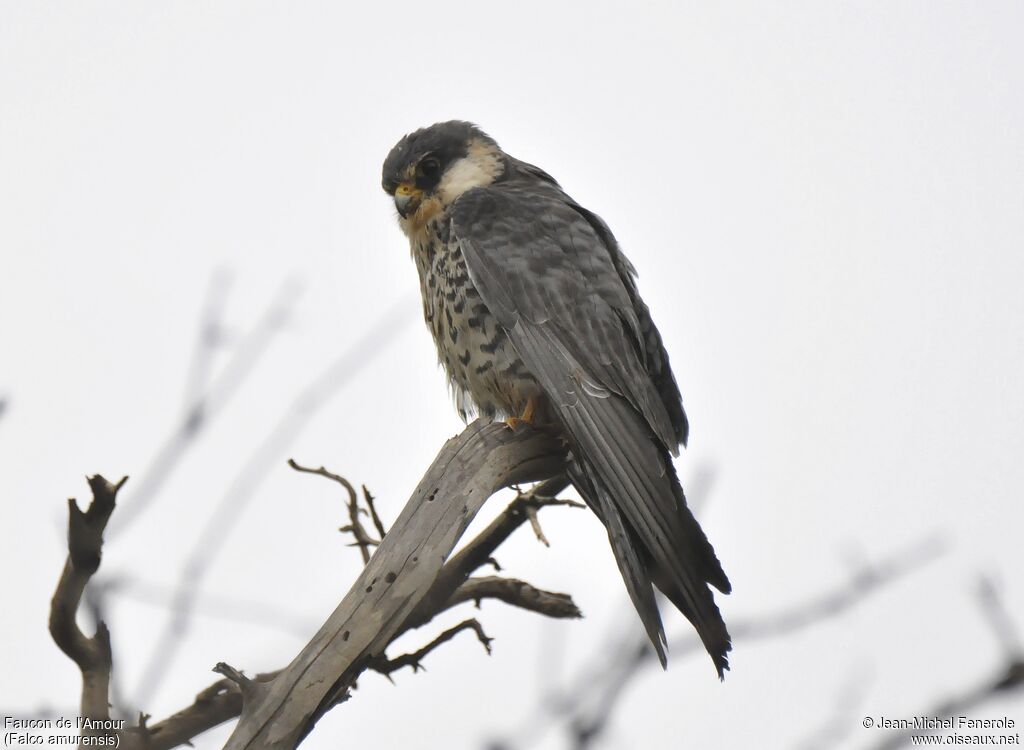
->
(2, 2, 1022, 749)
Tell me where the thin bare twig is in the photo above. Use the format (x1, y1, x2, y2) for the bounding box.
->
(789, 668, 873, 750)
(180, 269, 233, 417)
(110, 275, 303, 537)
(402, 476, 582, 632)
(288, 459, 379, 564)
(108, 574, 318, 639)
(865, 575, 1024, 750)
(492, 535, 947, 750)
(362, 485, 388, 540)
(978, 576, 1023, 659)
(524, 503, 549, 546)
(370, 619, 494, 678)
(132, 295, 414, 708)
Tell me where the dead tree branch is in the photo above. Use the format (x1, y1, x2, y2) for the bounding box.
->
(286, 461, 582, 623)
(573, 536, 947, 749)
(446, 576, 583, 619)
(157, 499, 583, 745)
(110, 575, 318, 640)
(48, 475, 127, 748)
(490, 535, 947, 750)
(129, 502, 581, 750)
(110, 275, 302, 537)
(139, 671, 275, 750)
(49, 422, 574, 750)
(220, 419, 566, 750)
(402, 476, 579, 631)
(865, 575, 1024, 750)
(133, 489, 585, 745)
(132, 296, 413, 707)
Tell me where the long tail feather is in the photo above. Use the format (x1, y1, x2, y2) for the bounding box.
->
(514, 323, 732, 676)
(568, 458, 669, 667)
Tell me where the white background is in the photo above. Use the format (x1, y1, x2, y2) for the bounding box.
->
(2, 2, 1022, 748)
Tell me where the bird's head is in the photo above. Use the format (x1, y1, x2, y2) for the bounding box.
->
(382, 121, 505, 232)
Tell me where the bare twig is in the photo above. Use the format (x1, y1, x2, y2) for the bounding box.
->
(865, 576, 1024, 750)
(111, 276, 302, 536)
(445, 576, 582, 620)
(109, 574, 318, 639)
(403, 476, 581, 632)
(370, 619, 493, 678)
(493, 535, 947, 750)
(48, 474, 127, 748)
(362, 485, 388, 540)
(524, 503, 549, 546)
(978, 576, 1023, 659)
(180, 270, 233, 416)
(288, 459, 378, 564)
(133, 295, 414, 707)
(789, 668, 873, 750)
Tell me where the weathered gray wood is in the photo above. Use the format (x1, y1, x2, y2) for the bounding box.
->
(222, 419, 565, 750)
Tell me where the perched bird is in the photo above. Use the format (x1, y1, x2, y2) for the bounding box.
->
(382, 121, 731, 676)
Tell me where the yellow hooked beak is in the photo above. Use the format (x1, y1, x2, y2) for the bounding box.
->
(394, 182, 423, 219)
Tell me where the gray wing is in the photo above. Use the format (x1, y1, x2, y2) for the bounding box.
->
(452, 182, 679, 452)
(505, 156, 690, 447)
(450, 183, 731, 676)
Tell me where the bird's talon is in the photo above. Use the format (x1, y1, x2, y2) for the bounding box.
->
(506, 394, 539, 430)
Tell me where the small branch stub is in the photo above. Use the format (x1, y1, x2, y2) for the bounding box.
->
(213, 663, 256, 696)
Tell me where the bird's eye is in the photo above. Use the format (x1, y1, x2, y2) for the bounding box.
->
(418, 157, 441, 179)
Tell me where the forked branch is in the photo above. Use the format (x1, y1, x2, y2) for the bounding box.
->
(50, 421, 571, 750)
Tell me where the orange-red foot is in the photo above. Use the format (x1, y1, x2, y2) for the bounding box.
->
(505, 395, 539, 430)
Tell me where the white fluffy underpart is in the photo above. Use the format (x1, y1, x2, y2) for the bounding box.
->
(438, 139, 503, 204)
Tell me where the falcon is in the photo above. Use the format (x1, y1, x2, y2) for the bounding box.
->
(382, 121, 732, 676)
